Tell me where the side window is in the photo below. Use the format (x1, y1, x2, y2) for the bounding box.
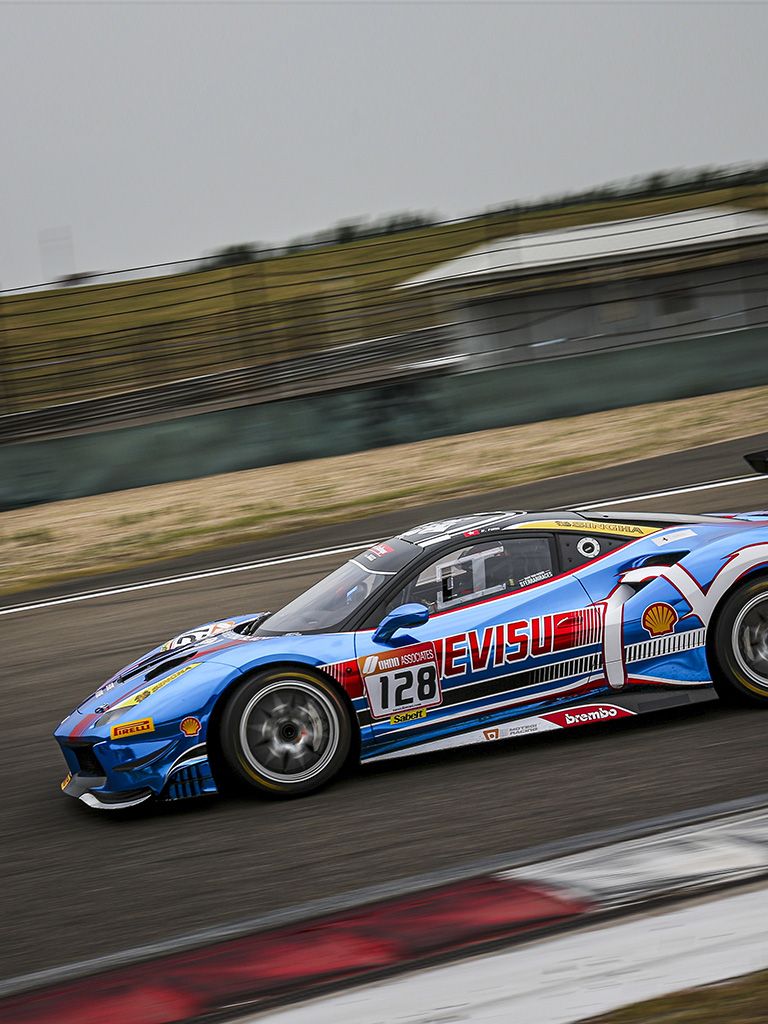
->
(386, 536, 555, 615)
(557, 532, 627, 570)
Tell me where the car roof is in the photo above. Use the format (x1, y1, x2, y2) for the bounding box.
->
(397, 509, 731, 548)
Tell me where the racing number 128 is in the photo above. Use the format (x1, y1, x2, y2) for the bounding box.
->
(379, 665, 438, 710)
(364, 661, 442, 718)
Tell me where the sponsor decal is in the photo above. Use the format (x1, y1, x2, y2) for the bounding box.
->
(507, 721, 539, 737)
(111, 663, 200, 711)
(577, 537, 601, 558)
(403, 519, 463, 538)
(60, 772, 72, 790)
(162, 621, 235, 652)
(541, 704, 635, 728)
(482, 727, 501, 741)
(641, 602, 678, 637)
(440, 606, 604, 679)
(600, 545, 768, 691)
(364, 543, 394, 559)
(110, 717, 155, 740)
(519, 569, 553, 587)
(402, 515, 516, 543)
(179, 716, 202, 737)
(511, 519, 657, 538)
(389, 708, 428, 725)
(360, 642, 442, 719)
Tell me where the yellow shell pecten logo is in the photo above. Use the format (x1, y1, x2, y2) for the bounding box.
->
(641, 602, 678, 637)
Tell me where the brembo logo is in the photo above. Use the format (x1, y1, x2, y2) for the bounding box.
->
(541, 704, 635, 728)
(564, 707, 617, 724)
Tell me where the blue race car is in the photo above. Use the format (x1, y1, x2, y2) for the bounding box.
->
(55, 453, 768, 810)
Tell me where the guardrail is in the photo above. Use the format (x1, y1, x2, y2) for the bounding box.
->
(2, 324, 767, 510)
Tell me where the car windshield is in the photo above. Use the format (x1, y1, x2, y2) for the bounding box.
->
(256, 538, 418, 634)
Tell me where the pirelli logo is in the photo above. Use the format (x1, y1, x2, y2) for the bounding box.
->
(110, 717, 155, 740)
(389, 708, 428, 725)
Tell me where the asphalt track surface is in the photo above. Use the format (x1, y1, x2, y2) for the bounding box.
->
(2, 433, 768, 983)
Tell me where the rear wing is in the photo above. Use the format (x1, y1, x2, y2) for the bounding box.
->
(745, 451, 768, 474)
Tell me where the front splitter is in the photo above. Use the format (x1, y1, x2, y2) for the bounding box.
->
(61, 771, 153, 810)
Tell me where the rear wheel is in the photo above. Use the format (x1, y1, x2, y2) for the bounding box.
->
(216, 668, 352, 796)
(712, 578, 768, 706)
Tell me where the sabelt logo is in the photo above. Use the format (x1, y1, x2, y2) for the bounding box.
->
(110, 717, 155, 740)
(541, 704, 634, 728)
(389, 708, 427, 725)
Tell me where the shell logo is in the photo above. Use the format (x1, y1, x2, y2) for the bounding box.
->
(179, 716, 202, 737)
(641, 602, 678, 637)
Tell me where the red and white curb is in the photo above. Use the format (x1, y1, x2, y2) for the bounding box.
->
(258, 885, 768, 1024)
(2, 801, 768, 1024)
(502, 805, 768, 905)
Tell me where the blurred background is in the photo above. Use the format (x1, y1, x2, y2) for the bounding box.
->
(1, 2, 768, 509)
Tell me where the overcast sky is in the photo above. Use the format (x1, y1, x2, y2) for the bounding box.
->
(0, 1, 766, 289)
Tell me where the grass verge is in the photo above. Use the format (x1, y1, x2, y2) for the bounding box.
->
(0, 383, 766, 597)
(584, 968, 768, 1023)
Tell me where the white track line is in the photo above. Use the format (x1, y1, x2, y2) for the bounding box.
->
(578, 473, 762, 509)
(0, 540, 381, 617)
(1, 474, 766, 618)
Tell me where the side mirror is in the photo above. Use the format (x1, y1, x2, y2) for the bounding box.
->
(372, 603, 429, 645)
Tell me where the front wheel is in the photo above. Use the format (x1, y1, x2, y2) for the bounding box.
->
(215, 668, 352, 796)
(712, 578, 768, 706)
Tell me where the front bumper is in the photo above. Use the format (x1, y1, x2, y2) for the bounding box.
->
(57, 736, 218, 810)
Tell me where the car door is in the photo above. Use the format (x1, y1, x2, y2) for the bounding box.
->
(354, 533, 605, 758)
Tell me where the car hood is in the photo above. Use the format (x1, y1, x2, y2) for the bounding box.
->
(72, 613, 271, 717)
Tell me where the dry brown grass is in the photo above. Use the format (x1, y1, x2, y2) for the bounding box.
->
(585, 968, 768, 1023)
(1, 384, 766, 596)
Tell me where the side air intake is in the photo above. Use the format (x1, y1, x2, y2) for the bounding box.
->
(745, 451, 768, 474)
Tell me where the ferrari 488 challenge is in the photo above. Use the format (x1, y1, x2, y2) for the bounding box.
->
(56, 453, 768, 810)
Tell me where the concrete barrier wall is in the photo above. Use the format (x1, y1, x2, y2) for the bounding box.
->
(2, 327, 766, 509)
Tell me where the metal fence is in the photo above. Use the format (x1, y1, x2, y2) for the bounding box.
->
(1, 182, 767, 445)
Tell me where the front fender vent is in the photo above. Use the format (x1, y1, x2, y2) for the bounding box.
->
(144, 655, 192, 682)
(634, 551, 687, 569)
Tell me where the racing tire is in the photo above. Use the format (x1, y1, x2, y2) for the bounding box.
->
(711, 577, 768, 707)
(215, 668, 352, 797)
